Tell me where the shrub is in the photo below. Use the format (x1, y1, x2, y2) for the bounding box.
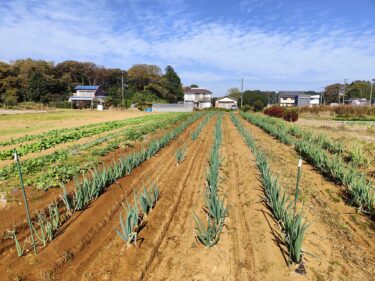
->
(253, 100, 265, 112)
(283, 108, 299, 122)
(241, 104, 252, 112)
(264, 105, 284, 118)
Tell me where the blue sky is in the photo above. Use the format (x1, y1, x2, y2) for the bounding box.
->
(0, 0, 374, 96)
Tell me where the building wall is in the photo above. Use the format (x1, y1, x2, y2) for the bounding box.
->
(215, 101, 237, 109)
(184, 93, 212, 103)
(74, 90, 96, 97)
(279, 97, 296, 107)
(152, 103, 194, 112)
(199, 101, 212, 109)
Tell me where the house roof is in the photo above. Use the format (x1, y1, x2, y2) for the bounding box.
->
(278, 91, 306, 98)
(183, 87, 212, 94)
(216, 96, 237, 102)
(75, 85, 100, 90)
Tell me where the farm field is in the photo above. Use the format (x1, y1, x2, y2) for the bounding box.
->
(0, 109, 150, 141)
(0, 111, 374, 281)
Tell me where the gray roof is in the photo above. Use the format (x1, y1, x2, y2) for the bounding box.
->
(278, 91, 306, 98)
(183, 87, 212, 94)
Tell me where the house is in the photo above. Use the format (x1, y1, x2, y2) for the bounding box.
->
(215, 96, 238, 109)
(68, 85, 107, 108)
(278, 91, 320, 107)
(183, 87, 212, 109)
(345, 98, 369, 106)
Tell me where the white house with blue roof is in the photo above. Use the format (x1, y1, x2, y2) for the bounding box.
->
(68, 85, 107, 108)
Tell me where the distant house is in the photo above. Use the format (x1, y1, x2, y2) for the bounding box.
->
(183, 87, 212, 109)
(278, 91, 320, 107)
(68, 85, 107, 108)
(345, 98, 369, 106)
(215, 96, 238, 110)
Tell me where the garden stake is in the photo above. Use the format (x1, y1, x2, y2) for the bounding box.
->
(14, 150, 37, 254)
(294, 159, 302, 215)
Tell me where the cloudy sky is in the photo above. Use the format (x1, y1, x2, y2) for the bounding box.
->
(0, 0, 374, 96)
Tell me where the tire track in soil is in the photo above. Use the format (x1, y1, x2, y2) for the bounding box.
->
(0, 116, 205, 281)
(239, 114, 375, 281)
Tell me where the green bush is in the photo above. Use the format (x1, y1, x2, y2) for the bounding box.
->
(241, 104, 252, 112)
(253, 100, 265, 112)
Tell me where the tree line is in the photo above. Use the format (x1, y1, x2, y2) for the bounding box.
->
(0, 59, 183, 106)
(323, 81, 374, 104)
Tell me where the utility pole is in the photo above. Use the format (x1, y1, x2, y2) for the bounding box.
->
(343, 79, 347, 104)
(241, 77, 244, 109)
(121, 72, 124, 107)
(370, 79, 375, 106)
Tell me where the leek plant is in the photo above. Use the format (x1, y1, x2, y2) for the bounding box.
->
(115, 181, 159, 245)
(139, 181, 159, 215)
(60, 184, 72, 214)
(13, 232, 26, 257)
(231, 112, 308, 264)
(175, 145, 187, 166)
(194, 113, 228, 247)
(191, 113, 214, 140)
(115, 202, 140, 245)
(193, 213, 223, 248)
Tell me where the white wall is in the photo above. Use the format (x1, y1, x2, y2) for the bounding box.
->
(74, 90, 96, 97)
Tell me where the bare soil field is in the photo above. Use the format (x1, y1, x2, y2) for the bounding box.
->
(0, 112, 373, 281)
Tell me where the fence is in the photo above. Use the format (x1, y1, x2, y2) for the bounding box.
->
(152, 103, 194, 112)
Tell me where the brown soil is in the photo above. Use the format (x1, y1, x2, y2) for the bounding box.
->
(1, 113, 374, 281)
(145, 114, 300, 281)
(0, 114, 207, 280)
(0, 116, 199, 253)
(239, 114, 375, 281)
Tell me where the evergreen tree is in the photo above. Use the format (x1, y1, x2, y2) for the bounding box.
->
(164, 65, 183, 102)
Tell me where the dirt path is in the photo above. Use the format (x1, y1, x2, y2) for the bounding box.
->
(239, 114, 375, 281)
(146, 114, 301, 281)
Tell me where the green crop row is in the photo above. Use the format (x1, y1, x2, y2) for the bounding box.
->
(0, 114, 176, 160)
(0, 114, 174, 147)
(194, 113, 228, 248)
(12, 112, 203, 256)
(191, 112, 214, 140)
(231, 112, 308, 264)
(0, 114, 189, 186)
(242, 112, 372, 168)
(240, 112, 374, 217)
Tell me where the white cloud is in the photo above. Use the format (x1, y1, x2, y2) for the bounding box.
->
(0, 0, 374, 96)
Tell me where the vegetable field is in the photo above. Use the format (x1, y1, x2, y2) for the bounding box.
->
(0, 111, 374, 281)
